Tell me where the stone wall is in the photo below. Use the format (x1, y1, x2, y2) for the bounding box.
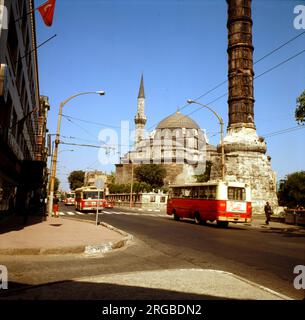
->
(115, 163, 186, 186)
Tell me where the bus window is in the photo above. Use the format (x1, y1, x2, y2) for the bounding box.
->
(228, 187, 246, 201)
(181, 188, 191, 198)
(198, 187, 208, 199)
(209, 186, 216, 200)
(191, 187, 199, 198)
(173, 188, 182, 198)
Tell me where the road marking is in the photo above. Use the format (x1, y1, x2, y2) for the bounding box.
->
(60, 209, 167, 218)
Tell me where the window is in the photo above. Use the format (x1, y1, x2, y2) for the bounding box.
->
(228, 187, 246, 201)
(160, 196, 166, 203)
(173, 188, 182, 198)
(181, 188, 191, 198)
(83, 192, 99, 199)
(150, 196, 155, 202)
(191, 187, 199, 199)
(198, 186, 216, 200)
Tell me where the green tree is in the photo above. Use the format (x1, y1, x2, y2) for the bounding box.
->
(54, 177, 60, 192)
(295, 90, 305, 124)
(108, 183, 130, 194)
(134, 164, 167, 189)
(133, 182, 152, 193)
(68, 170, 85, 190)
(194, 161, 212, 182)
(277, 171, 305, 208)
(108, 172, 116, 184)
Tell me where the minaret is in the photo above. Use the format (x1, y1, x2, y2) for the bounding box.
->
(211, 0, 278, 213)
(134, 74, 147, 148)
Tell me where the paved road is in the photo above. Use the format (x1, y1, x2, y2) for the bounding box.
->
(1, 204, 304, 299)
(60, 204, 305, 299)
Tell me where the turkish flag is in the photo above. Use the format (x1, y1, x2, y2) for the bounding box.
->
(38, 0, 56, 27)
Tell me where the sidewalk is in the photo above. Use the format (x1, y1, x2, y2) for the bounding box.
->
(0, 215, 132, 255)
(249, 214, 305, 234)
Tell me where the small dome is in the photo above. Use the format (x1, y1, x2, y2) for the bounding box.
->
(156, 111, 200, 130)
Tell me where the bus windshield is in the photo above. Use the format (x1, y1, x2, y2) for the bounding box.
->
(83, 191, 99, 199)
(67, 193, 75, 198)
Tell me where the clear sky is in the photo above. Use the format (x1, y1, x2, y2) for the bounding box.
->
(35, 0, 305, 191)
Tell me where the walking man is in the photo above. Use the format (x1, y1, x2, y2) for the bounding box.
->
(264, 201, 272, 225)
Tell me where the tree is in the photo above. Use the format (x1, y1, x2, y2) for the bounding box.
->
(54, 177, 60, 192)
(194, 161, 212, 182)
(133, 182, 152, 193)
(277, 171, 305, 208)
(295, 90, 305, 124)
(108, 172, 116, 184)
(134, 164, 167, 189)
(68, 170, 85, 190)
(108, 183, 130, 194)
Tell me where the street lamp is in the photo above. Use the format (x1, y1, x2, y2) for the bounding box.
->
(127, 152, 134, 208)
(187, 99, 225, 181)
(48, 91, 105, 216)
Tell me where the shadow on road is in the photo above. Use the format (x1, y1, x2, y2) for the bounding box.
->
(173, 218, 248, 231)
(0, 279, 236, 300)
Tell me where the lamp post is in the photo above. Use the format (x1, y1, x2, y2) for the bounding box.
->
(129, 156, 134, 208)
(187, 99, 225, 181)
(48, 91, 105, 216)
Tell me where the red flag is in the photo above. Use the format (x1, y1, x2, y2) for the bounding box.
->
(38, 0, 56, 27)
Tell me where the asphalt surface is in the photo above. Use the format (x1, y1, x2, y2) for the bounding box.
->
(1, 204, 304, 300)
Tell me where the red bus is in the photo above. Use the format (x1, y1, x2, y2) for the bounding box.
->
(74, 186, 113, 212)
(167, 181, 251, 227)
(64, 192, 75, 206)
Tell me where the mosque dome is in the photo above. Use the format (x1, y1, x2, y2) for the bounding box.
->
(156, 111, 200, 130)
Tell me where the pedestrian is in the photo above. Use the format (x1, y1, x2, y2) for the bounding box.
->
(264, 201, 272, 225)
(53, 195, 59, 218)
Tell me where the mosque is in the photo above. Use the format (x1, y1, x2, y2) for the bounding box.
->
(115, 75, 217, 186)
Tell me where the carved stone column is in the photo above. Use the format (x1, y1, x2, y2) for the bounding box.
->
(210, 0, 278, 213)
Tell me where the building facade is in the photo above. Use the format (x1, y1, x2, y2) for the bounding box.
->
(84, 170, 108, 188)
(0, 0, 49, 216)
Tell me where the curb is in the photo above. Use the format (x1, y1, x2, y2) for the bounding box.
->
(84, 220, 133, 254)
(0, 218, 133, 256)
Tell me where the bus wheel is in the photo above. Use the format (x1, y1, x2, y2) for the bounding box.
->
(194, 212, 201, 225)
(173, 211, 180, 221)
(217, 221, 229, 228)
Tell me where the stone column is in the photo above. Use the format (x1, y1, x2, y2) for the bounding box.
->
(227, 0, 255, 129)
(210, 0, 278, 214)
